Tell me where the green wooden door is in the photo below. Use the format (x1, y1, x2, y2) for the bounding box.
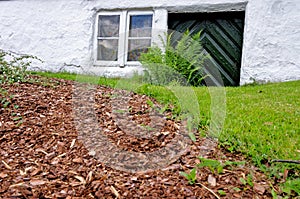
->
(168, 12, 245, 86)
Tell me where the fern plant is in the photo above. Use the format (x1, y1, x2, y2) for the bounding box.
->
(140, 30, 208, 87)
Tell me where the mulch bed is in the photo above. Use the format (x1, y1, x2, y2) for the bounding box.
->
(0, 77, 278, 198)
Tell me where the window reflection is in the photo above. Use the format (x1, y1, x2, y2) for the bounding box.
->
(127, 39, 151, 61)
(129, 15, 153, 37)
(97, 39, 118, 61)
(99, 15, 120, 37)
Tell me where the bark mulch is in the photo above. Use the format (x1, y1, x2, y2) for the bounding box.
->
(0, 77, 278, 198)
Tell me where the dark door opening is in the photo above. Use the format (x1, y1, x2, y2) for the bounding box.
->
(168, 12, 245, 86)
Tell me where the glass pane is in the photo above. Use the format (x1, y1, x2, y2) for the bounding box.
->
(97, 39, 118, 61)
(127, 39, 151, 61)
(98, 15, 120, 37)
(129, 15, 153, 37)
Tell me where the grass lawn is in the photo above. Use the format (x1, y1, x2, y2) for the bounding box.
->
(219, 81, 300, 175)
(32, 71, 300, 186)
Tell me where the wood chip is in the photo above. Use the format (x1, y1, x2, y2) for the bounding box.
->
(57, 153, 67, 158)
(70, 139, 76, 149)
(208, 175, 217, 187)
(36, 148, 49, 155)
(1, 160, 12, 170)
(9, 182, 27, 188)
(74, 176, 86, 185)
(20, 169, 26, 176)
(31, 168, 41, 176)
(72, 157, 83, 164)
(253, 183, 265, 195)
(51, 157, 60, 165)
(0, 172, 8, 178)
(197, 182, 220, 199)
(25, 166, 33, 172)
(68, 170, 79, 175)
(161, 131, 170, 135)
(88, 150, 96, 156)
(30, 179, 47, 186)
(86, 171, 93, 184)
(110, 186, 120, 198)
(174, 123, 180, 129)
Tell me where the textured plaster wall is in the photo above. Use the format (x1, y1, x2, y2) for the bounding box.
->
(0, 0, 299, 84)
(240, 0, 300, 84)
(0, 1, 94, 74)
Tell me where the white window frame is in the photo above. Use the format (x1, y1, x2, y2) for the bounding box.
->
(94, 10, 154, 67)
(125, 11, 154, 66)
(94, 11, 124, 66)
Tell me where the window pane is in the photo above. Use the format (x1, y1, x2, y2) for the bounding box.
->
(127, 39, 151, 61)
(99, 15, 120, 37)
(97, 39, 118, 61)
(129, 15, 153, 37)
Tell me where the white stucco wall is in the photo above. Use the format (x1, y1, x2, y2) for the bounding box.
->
(240, 0, 300, 84)
(0, 1, 94, 74)
(0, 0, 299, 84)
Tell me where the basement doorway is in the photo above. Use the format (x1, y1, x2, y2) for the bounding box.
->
(168, 11, 245, 86)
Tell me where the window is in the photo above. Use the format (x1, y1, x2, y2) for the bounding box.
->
(97, 14, 120, 61)
(95, 11, 153, 66)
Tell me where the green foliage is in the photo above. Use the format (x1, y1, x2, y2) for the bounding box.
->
(179, 168, 197, 185)
(233, 187, 241, 192)
(146, 99, 154, 108)
(246, 174, 254, 187)
(223, 159, 246, 169)
(218, 190, 226, 196)
(0, 50, 37, 84)
(282, 178, 300, 196)
(188, 132, 197, 142)
(0, 92, 10, 107)
(197, 157, 245, 174)
(239, 174, 253, 187)
(0, 49, 39, 109)
(0, 88, 13, 109)
(271, 189, 278, 198)
(197, 157, 223, 174)
(239, 177, 247, 185)
(140, 30, 207, 87)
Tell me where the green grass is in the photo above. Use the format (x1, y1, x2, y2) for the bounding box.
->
(31, 71, 181, 107)
(32, 71, 299, 179)
(220, 81, 300, 174)
(31, 71, 119, 87)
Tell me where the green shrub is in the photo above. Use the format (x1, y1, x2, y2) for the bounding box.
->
(0, 49, 39, 109)
(0, 50, 37, 84)
(140, 30, 208, 87)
